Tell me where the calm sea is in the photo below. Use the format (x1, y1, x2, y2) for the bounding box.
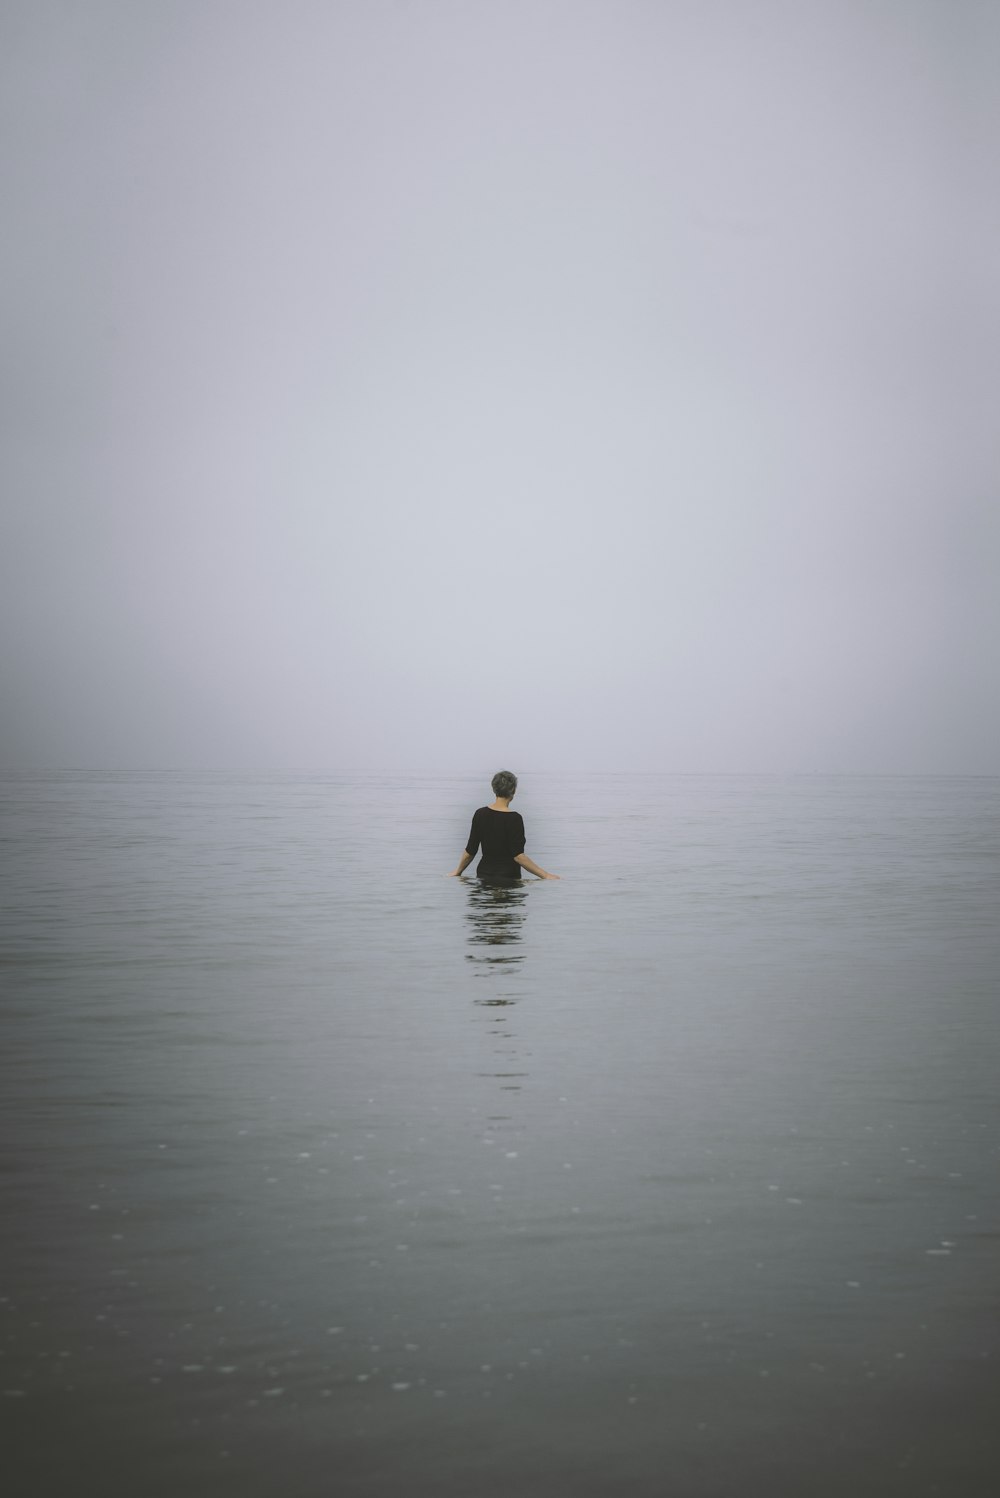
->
(2, 771, 999, 1497)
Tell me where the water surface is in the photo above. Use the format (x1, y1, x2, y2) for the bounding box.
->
(3, 771, 999, 1495)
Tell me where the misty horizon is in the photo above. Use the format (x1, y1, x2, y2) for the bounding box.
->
(2, 0, 998, 776)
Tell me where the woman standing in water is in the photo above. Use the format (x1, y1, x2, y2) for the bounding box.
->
(449, 770, 560, 881)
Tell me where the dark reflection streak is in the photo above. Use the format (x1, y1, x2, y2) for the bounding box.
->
(463, 879, 530, 1096)
(463, 879, 529, 967)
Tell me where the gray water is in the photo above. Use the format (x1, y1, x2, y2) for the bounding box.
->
(2, 770, 999, 1497)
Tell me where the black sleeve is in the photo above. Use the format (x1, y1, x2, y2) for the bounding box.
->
(512, 814, 526, 856)
(465, 810, 482, 857)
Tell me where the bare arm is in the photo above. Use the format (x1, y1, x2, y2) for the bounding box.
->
(515, 853, 560, 880)
(449, 850, 474, 876)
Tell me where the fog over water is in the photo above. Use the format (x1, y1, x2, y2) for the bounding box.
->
(3, 11, 1000, 1493)
(2, 0, 998, 774)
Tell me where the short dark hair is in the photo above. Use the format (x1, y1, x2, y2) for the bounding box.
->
(491, 769, 518, 800)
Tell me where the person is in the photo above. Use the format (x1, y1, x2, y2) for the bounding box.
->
(449, 770, 560, 881)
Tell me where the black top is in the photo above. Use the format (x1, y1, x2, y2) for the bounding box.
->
(465, 807, 526, 880)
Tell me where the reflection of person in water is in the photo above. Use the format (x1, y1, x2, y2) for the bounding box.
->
(464, 878, 528, 966)
(449, 770, 560, 881)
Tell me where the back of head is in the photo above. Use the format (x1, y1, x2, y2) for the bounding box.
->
(491, 769, 518, 801)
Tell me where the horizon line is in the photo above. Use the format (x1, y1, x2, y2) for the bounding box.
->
(1, 766, 998, 780)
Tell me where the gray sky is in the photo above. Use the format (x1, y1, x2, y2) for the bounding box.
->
(2, 0, 998, 773)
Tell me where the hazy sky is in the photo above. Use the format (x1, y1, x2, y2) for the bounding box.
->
(2, 0, 997, 772)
